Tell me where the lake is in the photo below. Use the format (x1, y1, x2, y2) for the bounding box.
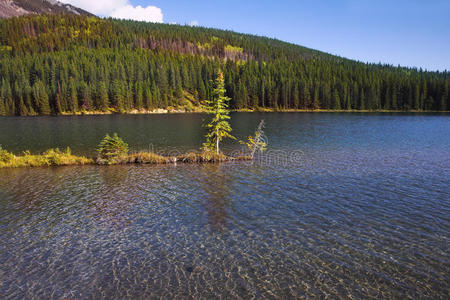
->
(0, 113, 449, 298)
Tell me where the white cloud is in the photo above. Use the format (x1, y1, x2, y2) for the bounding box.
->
(189, 20, 199, 26)
(59, 0, 163, 23)
(111, 5, 163, 23)
(59, 0, 126, 16)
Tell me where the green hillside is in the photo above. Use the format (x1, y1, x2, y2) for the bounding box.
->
(0, 14, 448, 115)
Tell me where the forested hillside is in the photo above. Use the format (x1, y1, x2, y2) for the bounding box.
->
(0, 14, 448, 116)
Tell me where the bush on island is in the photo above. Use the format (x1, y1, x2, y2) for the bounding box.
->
(96, 133, 129, 165)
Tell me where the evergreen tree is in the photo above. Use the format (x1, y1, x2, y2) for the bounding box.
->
(345, 93, 351, 110)
(0, 96, 5, 116)
(391, 86, 398, 110)
(79, 81, 92, 111)
(413, 83, 420, 110)
(313, 85, 320, 109)
(68, 78, 78, 113)
(260, 81, 266, 108)
(1, 79, 13, 115)
(368, 85, 377, 110)
(112, 79, 124, 112)
(32, 81, 51, 115)
(332, 89, 341, 110)
(96, 133, 129, 164)
(301, 83, 311, 108)
(203, 71, 235, 154)
(24, 82, 35, 115)
(198, 79, 207, 100)
(360, 88, 366, 110)
(152, 83, 161, 107)
(14, 82, 27, 116)
(96, 81, 109, 111)
(440, 83, 448, 111)
(134, 82, 144, 110)
(55, 81, 63, 114)
(420, 81, 428, 110)
(384, 86, 391, 110)
(292, 84, 300, 108)
(144, 87, 153, 110)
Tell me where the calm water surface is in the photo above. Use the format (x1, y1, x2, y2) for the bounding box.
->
(0, 113, 449, 299)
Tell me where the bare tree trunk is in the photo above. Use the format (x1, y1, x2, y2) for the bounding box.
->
(251, 120, 265, 159)
(216, 128, 219, 154)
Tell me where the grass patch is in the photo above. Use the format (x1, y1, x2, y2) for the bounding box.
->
(0, 147, 93, 168)
(178, 151, 251, 163)
(125, 152, 174, 164)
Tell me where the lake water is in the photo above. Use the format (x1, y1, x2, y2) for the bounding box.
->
(0, 113, 449, 299)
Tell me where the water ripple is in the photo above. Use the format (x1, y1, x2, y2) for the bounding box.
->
(1, 114, 449, 298)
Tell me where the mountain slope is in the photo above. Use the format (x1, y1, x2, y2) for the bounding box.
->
(0, 0, 93, 19)
(0, 14, 448, 116)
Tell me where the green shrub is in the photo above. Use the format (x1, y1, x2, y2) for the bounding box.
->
(0, 146, 14, 163)
(96, 133, 129, 164)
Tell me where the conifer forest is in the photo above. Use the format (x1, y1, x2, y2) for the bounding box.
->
(0, 14, 448, 116)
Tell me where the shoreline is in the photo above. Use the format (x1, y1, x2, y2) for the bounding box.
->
(233, 108, 450, 113)
(2, 108, 449, 117)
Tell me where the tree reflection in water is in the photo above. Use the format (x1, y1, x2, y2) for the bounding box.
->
(197, 164, 232, 232)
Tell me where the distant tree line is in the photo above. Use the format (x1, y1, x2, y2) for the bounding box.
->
(0, 14, 448, 115)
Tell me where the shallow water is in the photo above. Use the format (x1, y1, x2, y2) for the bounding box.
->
(0, 113, 449, 298)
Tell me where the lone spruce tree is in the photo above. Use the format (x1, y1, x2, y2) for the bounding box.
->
(203, 71, 235, 154)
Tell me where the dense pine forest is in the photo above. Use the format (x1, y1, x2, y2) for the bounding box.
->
(0, 14, 448, 116)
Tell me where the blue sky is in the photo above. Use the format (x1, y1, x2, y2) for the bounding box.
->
(64, 0, 450, 71)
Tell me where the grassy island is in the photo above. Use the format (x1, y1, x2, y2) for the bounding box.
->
(0, 146, 250, 169)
